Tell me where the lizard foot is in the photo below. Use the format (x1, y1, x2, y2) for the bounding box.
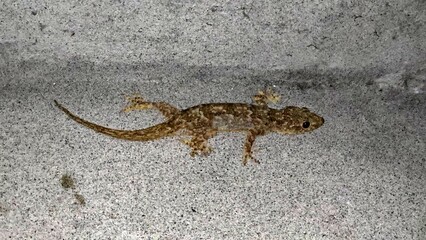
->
(121, 94, 153, 113)
(253, 88, 281, 106)
(181, 138, 213, 157)
(242, 152, 260, 165)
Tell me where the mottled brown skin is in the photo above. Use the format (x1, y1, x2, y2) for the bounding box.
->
(54, 93, 324, 165)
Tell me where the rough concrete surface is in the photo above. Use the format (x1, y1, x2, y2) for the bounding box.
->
(0, 0, 425, 239)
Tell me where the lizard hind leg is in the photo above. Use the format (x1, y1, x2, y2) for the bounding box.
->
(242, 130, 261, 165)
(181, 130, 217, 157)
(122, 94, 181, 120)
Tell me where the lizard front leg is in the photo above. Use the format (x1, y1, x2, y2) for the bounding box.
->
(242, 129, 266, 165)
(253, 88, 281, 106)
(122, 94, 181, 119)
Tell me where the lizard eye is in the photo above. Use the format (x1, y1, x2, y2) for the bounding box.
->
(302, 121, 310, 128)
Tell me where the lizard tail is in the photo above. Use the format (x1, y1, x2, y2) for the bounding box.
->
(54, 100, 177, 141)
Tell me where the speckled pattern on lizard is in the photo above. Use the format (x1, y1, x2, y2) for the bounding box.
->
(54, 89, 324, 165)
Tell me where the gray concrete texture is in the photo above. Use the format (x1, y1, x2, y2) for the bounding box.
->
(1, 0, 425, 239)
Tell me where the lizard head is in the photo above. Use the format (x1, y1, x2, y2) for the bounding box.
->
(272, 106, 324, 135)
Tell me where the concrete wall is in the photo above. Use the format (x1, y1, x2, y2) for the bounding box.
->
(1, 0, 425, 74)
(1, 1, 425, 239)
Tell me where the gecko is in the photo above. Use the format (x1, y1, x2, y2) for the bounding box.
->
(54, 90, 324, 165)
